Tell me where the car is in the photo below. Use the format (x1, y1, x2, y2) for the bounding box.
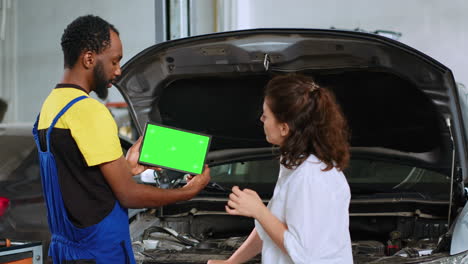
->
(115, 28, 468, 263)
(0, 123, 48, 258)
(2, 28, 468, 264)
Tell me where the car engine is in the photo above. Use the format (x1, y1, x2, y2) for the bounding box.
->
(130, 199, 453, 264)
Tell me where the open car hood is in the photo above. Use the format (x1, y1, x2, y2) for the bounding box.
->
(115, 29, 466, 178)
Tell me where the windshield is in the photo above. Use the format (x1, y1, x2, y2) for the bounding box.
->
(206, 159, 280, 197)
(205, 158, 450, 200)
(347, 159, 450, 199)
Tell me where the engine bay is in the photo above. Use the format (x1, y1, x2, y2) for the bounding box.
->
(130, 200, 451, 264)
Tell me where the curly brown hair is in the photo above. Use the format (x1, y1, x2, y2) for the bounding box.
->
(264, 74, 350, 171)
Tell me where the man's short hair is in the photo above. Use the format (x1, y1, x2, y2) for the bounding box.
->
(61, 15, 119, 68)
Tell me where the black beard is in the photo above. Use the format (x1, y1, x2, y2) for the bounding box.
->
(93, 61, 110, 100)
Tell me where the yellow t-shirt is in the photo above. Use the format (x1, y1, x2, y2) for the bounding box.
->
(38, 86, 122, 166)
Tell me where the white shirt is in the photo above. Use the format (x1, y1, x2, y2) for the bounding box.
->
(255, 154, 353, 264)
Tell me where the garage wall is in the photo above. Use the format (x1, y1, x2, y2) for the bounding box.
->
(221, 0, 468, 89)
(16, 0, 155, 122)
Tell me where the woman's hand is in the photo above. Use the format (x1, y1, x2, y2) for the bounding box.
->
(225, 186, 266, 219)
(126, 136, 161, 175)
(207, 260, 231, 264)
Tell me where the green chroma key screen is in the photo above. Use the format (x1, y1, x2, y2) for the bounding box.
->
(139, 122, 211, 175)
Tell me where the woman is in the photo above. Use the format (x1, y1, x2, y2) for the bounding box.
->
(208, 74, 353, 264)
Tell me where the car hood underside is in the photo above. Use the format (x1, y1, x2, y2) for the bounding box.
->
(116, 29, 462, 176)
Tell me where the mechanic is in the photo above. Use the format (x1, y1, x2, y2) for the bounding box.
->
(32, 15, 210, 264)
(208, 74, 352, 263)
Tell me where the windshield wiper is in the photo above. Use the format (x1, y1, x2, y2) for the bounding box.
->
(172, 180, 230, 193)
(205, 182, 230, 193)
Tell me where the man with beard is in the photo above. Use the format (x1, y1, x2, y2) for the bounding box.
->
(33, 15, 210, 263)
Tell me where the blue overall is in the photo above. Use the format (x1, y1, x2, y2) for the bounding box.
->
(32, 96, 136, 264)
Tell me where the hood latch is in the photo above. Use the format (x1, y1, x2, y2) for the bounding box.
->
(263, 53, 270, 71)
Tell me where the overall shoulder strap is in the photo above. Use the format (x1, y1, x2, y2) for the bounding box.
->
(44, 95, 89, 152)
